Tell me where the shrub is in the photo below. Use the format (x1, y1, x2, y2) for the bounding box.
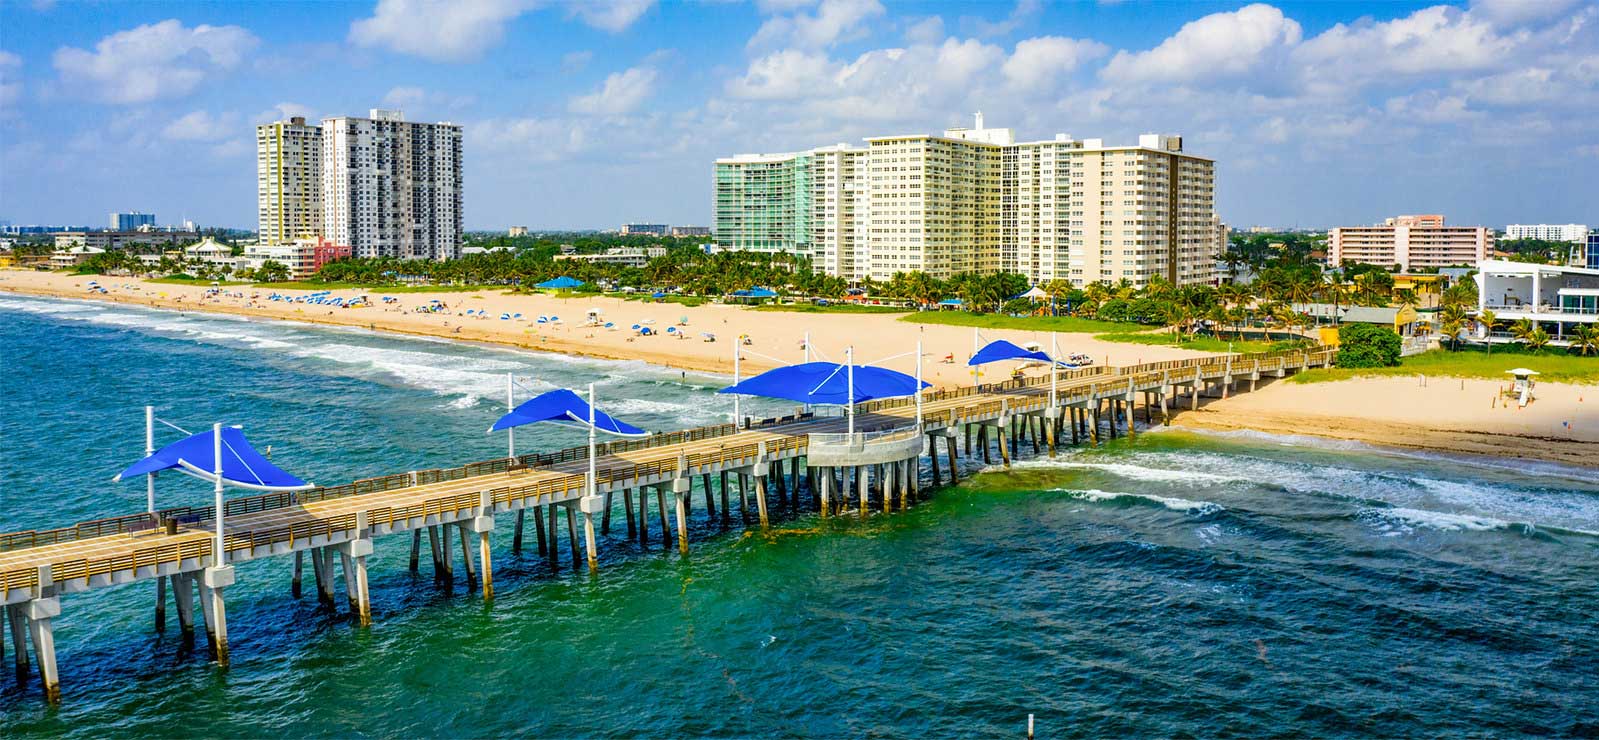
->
(1336, 323, 1401, 368)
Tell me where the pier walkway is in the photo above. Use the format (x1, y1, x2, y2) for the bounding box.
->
(1, 346, 1334, 703)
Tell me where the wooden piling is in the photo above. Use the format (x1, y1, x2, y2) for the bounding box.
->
(601, 491, 613, 535)
(623, 488, 637, 538)
(565, 503, 580, 567)
(756, 473, 770, 527)
(409, 529, 422, 570)
(512, 510, 525, 552)
(655, 488, 671, 547)
(945, 435, 960, 484)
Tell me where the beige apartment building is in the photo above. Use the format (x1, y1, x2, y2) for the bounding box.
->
(256, 117, 323, 243)
(1329, 215, 1492, 270)
(714, 115, 1218, 286)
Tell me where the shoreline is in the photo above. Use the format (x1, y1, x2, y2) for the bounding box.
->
(4, 272, 1595, 469)
(0, 270, 1216, 385)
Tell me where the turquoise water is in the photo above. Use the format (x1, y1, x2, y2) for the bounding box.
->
(3, 294, 1597, 737)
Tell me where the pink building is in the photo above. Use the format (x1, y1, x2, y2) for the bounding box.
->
(1329, 215, 1491, 270)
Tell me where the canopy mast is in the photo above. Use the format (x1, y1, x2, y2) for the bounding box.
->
(587, 383, 598, 502)
(505, 372, 515, 459)
(145, 405, 155, 514)
(846, 346, 855, 436)
(212, 423, 225, 566)
(732, 340, 741, 428)
(971, 327, 979, 387)
(1050, 332, 1059, 409)
(914, 339, 923, 428)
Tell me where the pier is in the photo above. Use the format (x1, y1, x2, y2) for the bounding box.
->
(1, 347, 1333, 703)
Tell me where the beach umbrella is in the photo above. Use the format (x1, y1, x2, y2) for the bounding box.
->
(604, 322, 614, 329)
(652, 291, 667, 299)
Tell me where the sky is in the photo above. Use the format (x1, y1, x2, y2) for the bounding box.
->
(0, 0, 1595, 231)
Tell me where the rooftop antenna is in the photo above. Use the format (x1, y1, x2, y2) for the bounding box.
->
(974, 110, 985, 129)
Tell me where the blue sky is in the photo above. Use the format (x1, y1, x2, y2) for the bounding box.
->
(1, 0, 1594, 231)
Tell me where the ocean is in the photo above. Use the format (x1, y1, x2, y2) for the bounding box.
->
(2, 293, 1596, 737)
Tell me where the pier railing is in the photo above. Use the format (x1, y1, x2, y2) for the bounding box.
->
(0, 347, 1334, 556)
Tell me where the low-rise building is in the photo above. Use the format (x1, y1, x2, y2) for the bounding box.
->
(53, 230, 199, 250)
(1506, 223, 1587, 243)
(508, 226, 529, 237)
(1329, 215, 1491, 270)
(669, 226, 710, 237)
(184, 237, 236, 266)
(236, 237, 351, 279)
(1477, 259, 1599, 341)
(49, 245, 105, 269)
(553, 246, 666, 267)
(619, 223, 669, 236)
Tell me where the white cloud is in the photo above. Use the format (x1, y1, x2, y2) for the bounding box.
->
(474, 116, 588, 161)
(162, 110, 237, 142)
(0, 51, 21, 109)
(562, 50, 595, 73)
(569, 66, 658, 114)
(382, 85, 427, 108)
(1468, 0, 1584, 28)
(253, 102, 315, 124)
(965, 0, 1043, 38)
(750, 0, 885, 50)
(903, 16, 945, 46)
(1101, 4, 1301, 85)
(52, 20, 258, 104)
(1002, 36, 1107, 88)
(1294, 5, 1522, 96)
(350, 0, 533, 62)
(1383, 91, 1481, 123)
(726, 49, 839, 99)
(569, 0, 655, 32)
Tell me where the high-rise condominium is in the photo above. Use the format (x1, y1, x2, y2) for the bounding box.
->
(256, 117, 323, 243)
(321, 109, 463, 261)
(714, 115, 1218, 286)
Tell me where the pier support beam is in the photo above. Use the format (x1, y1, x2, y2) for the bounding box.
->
(25, 598, 61, 704)
(753, 464, 771, 528)
(8, 603, 30, 678)
(513, 510, 526, 552)
(654, 489, 671, 549)
(339, 538, 374, 624)
(172, 572, 196, 639)
(197, 565, 234, 667)
(945, 435, 960, 485)
(623, 489, 637, 538)
(673, 477, 692, 554)
(579, 498, 600, 573)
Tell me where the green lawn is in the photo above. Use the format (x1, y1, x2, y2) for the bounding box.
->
(900, 311, 1137, 334)
(145, 275, 249, 286)
(1291, 346, 1599, 384)
(753, 303, 908, 314)
(1093, 332, 1309, 354)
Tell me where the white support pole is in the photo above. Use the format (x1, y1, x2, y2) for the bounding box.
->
(804, 330, 811, 363)
(145, 405, 156, 513)
(506, 372, 515, 459)
(847, 346, 855, 437)
(733, 340, 742, 428)
(212, 423, 225, 567)
(972, 327, 979, 387)
(1050, 332, 1059, 409)
(914, 338, 923, 428)
(587, 383, 598, 499)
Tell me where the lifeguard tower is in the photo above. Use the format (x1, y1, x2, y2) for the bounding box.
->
(1505, 368, 1540, 407)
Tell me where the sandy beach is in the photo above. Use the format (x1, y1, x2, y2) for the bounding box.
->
(0, 270, 1210, 386)
(1175, 376, 1599, 468)
(4, 269, 1595, 468)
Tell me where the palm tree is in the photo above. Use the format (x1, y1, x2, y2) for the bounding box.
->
(1525, 327, 1551, 353)
(1477, 308, 1497, 356)
(1439, 303, 1467, 351)
(1510, 318, 1537, 345)
(1569, 324, 1599, 356)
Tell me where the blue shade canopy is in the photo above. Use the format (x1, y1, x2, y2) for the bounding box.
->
(968, 339, 1053, 366)
(937, 298, 963, 306)
(114, 426, 311, 491)
(536, 276, 584, 289)
(732, 287, 778, 298)
(718, 362, 929, 406)
(490, 388, 648, 437)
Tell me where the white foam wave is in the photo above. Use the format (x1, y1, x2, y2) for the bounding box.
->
(1010, 458, 1238, 484)
(1360, 507, 1508, 535)
(1057, 487, 1224, 515)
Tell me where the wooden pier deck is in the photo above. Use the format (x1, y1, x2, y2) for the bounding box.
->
(1, 346, 1334, 703)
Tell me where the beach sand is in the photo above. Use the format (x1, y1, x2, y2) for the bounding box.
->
(0, 270, 1209, 386)
(1174, 376, 1599, 468)
(5, 269, 1594, 468)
